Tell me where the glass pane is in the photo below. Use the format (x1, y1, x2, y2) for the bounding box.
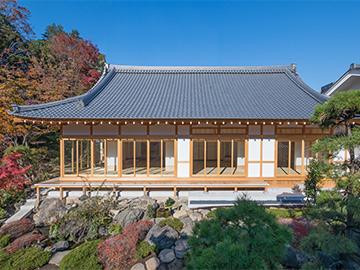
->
(135, 141, 147, 175)
(163, 141, 174, 176)
(304, 141, 313, 174)
(233, 141, 245, 175)
(94, 140, 105, 175)
(277, 141, 289, 175)
(106, 140, 118, 176)
(193, 141, 204, 175)
(219, 142, 231, 175)
(290, 142, 302, 175)
(122, 141, 134, 176)
(206, 141, 217, 175)
(79, 140, 91, 176)
(64, 140, 76, 175)
(150, 141, 161, 175)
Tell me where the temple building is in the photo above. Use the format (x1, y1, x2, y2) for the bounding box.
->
(9, 64, 334, 199)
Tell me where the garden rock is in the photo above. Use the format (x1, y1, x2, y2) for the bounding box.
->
(201, 209, 210, 217)
(180, 217, 195, 229)
(188, 212, 202, 222)
(49, 250, 71, 266)
(145, 225, 179, 250)
(114, 207, 144, 228)
(180, 227, 193, 238)
(145, 256, 160, 270)
(45, 240, 69, 254)
(158, 249, 176, 263)
(283, 247, 309, 268)
(131, 263, 146, 270)
(158, 258, 185, 270)
(174, 238, 190, 258)
(34, 198, 67, 226)
(98, 225, 108, 236)
(173, 210, 187, 219)
(317, 251, 339, 269)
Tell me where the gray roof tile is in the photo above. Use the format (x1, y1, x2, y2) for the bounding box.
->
(9, 64, 328, 120)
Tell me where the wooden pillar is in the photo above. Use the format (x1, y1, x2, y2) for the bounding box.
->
(113, 185, 116, 196)
(60, 139, 64, 178)
(82, 186, 86, 196)
(174, 139, 178, 178)
(104, 140, 107, 176)
(80, 140, 83, 170)
(161, 140, 163, 177)
(245, 139, 249, 177)
(204, 185, 208, 193)
(86, 140, 90, 168)
(231, 139, 234, 175)
(71, 140, 74, 173)
(147, 140, 150, 177)
(118, 139, 122, 178)
(76, 140, 79, 176)
(204, 141, 207, 176)
(36, 186, 40, 201)
(301, 140, 305, 175)
(217, 139, 220, 176)
(91, 140, 94, 177)
(288, 140, 291, 175)
(234, 186, 238, 193)
(59, 186, 63, 200)
(174, 186, 177, 197)
(133, 141, 136, 177)
(143, 186, 147, 196)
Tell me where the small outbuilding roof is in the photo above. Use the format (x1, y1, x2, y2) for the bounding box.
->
(9, 64, 327, 120)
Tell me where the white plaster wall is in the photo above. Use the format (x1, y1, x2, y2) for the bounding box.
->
(262, 139, 275, 161)
(93, 124, 118, 135)
(165, 141, 175, 167)
(262, 163, 274, 177)
(263, 126, 275, 135)
(248, 163, 260, 177)
(149, 124, 175, 135)
(248, 139, 260, 161)
(121, 124, 147, 135)
(62, 124, 90, 135)
(178, 163, 189, 178)
(249, 125, 261, 135)
(107, 141, 117, 170)
(178, 125, 190, 135)
(294, 142, 302, 166)
(178, 139, 190, 162)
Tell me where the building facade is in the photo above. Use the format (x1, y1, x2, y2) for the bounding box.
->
(9, 64, 334, 198)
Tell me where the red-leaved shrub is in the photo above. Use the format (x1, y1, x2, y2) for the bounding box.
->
(290, 221, 309, 247)
(0, 218, 34, 239)
(98, 220, 153, 270)
(7, 233, 46, 253)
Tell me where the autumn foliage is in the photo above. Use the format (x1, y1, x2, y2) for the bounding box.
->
(98, 221, 153, 269)
(0, 218, 34, 239)
(7, 233, 46, 253)
(0, 153, 30, 192)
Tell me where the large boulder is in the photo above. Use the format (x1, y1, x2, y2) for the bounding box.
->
(131, 263, 146, 270)
(282, 247, 309, 268)
(158, 249, 175, 263)
(145, 225, 179, 250)
(45, 240, 69, 254)
(34, 198, 67, 226)
(174, 238, 190, 258)
(114, 208, 145, 228)
(158, 258, 185, 270)
(145, 256, 161, 270)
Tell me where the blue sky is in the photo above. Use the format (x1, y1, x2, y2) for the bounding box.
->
(20, 0, 360, 91)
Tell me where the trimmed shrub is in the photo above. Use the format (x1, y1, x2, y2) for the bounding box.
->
(0, 247, 50, 270)
(7, 233, 46, 254)
(165, 197, 175, 207)
(98, 220, 153, 270)
(0, 219, 33, 239)
(108, 223, 123, 235)
(60, 239, 102, 270)
(0, 235, 10, 248)
(266, 208, 305, 219)
(158, 217, 183, 232)
(186, 199, 294, 269)
(135, 241, 158, 259)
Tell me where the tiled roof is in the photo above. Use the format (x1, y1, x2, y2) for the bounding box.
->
(9, 64, 328, 120)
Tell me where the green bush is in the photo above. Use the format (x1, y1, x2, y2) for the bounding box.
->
(60, 239, 102, 270)
(147, 204, 155, 218)
(158, 218, 183, 232)
(109, 223, 123, 235)
(135, 241, 158, 259)
(165, 197, 175, 207)
(0, 247, 50, 270)
(206, 209, 217, 219)
(266, 208, 306, 219)
(186, 199, 294, 269)
(0, 235, 10, 248)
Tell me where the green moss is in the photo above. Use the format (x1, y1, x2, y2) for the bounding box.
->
(0, 235, 10, 248)
(135, 241, 158, 259)
(60, 239, 102, 270)
(206, 209, 217, 219)
(266, 208, 306, 219)
(0, 247, 51, 270)
(165, 197, 175, 207)
(109, 223, 123, 235)
(158, 218, 183, 232)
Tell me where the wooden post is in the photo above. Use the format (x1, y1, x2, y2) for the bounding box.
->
(80, 140, 83, 170)
(245, 139, 249, 177)
(82, 186, 86, 196)
(59, 186, 63, 200)
(147, 140, 150, 177)
(76, 140, 79, 176)
(217, 139, 220, 176)
(87, 140, 90, 168)
(71, 140, 74, 173)
(288, 141, 291, 175)
(36, 186, 40, 201)
(143, 186, 147, 196)
(301, 140, 305, 175)
(133, 141, 136, 177)
(174, 139, 178, 178)
(174, 186, 177, 197)
(60, 139, 64, 177)
(91, 140, 94, 177)
(113, 185, 116, 196)
(204, 141, 207, 176)
(231, 139, 234, 175)
(104, 140, 107, 176)
(204, 186, 208, 193)
(118, 139, 122, 178)
(234, 186, 238, 193)
(161, 140, 163, 177)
